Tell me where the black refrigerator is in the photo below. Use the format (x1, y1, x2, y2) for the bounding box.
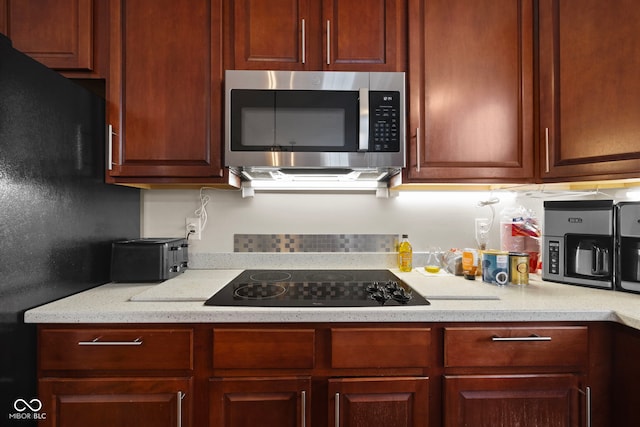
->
(0, 34, 140, 425)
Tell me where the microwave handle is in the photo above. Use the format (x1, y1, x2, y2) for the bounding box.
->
(359, 88, 369, 151)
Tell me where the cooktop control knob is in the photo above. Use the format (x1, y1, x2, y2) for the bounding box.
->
(367, 281, 412, 305)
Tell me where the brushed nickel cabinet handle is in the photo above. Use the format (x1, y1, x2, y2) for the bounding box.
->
(326, 20, 331, 65)
(416, 128, 421, 172)
(586, 386, 591, 427)
(579, 386, 592, 427)
(335, 392, 340, 427)
(301, 19, 306, 64)
(491, 334, 551, 342)
(107, 124, 114, 171)
(545, 127, 550, 173)
(78, 337, 143, 346)
(301, 390, 306, 427)
(177, 391, 185, 427)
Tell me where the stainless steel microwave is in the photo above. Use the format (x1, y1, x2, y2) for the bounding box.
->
(224, 70, 405, 182)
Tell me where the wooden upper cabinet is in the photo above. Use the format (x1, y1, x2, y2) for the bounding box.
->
(323, 0, 406, 71)
(0, 0, 93, 70)
(406, 0, 534, 182)
(226, 0, 406, 71)
(539, 0, 640, 181)
(229, 0, 314, 70)
(107, 0, 225, 182)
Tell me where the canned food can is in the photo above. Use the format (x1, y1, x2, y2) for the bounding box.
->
(509, 252, 530, 285)
(482, 250, 510, 286)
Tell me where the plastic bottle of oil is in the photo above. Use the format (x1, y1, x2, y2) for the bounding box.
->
(398, 234, 413, 272)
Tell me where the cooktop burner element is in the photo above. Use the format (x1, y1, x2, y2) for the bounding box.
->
(248, 271, 292, 282)
(233, 283, 287, 299)
(204, 269, 430, 307)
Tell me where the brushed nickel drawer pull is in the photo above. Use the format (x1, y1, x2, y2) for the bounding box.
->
(78, 337, 143, 346)
(491, 334, 552, 342)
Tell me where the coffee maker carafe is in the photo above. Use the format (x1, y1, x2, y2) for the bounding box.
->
(543, 200, 614, 289)
(573, 239, 610, 277)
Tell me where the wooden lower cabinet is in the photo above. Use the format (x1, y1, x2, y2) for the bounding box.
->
(209, 376, 428, 427)
(209, 377, 311, 427)
(444, 374, 582, 427)
(38, 377, 191, 427)
(611, 324, 640, 427)
(38, 322, 629, 427)
(329, 377, 429, 427)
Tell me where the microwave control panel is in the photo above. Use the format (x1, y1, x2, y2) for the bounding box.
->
(369, 91, 400, 152)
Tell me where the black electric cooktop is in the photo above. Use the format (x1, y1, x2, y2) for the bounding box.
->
(204, 269, 430, 307)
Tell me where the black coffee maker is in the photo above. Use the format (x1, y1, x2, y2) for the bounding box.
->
(617, 202, 640, 293)
(542, 200, 615, 289)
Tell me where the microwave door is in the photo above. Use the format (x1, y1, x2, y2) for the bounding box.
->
(274, 90, 359, 152)
(230, 89, 276, 151)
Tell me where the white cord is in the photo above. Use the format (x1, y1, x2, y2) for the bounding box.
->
(194, 187, 213, 232)
(476, 196, 500, 248)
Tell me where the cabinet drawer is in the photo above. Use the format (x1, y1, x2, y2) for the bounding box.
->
(331, 328, 431, 368)
(444, 326, 588, 368)
(213, 329, 315, 369)
(39, 328, 193, 371)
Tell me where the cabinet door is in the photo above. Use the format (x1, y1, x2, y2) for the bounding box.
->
(329, 377, 429, 427)
(407, 0, 534, 181)
(226, 0, 405, 71)
(0, 0, 93, 70)
(444, 374, 582, 427)
(209, 377, 311, 427)
(107, 0, 224, 182)
(228, 0, 319, 70)
(539, 0, 640, 181)
(323, 0, 406, 71)
(612, 325, 640, 427)
(39, 377, 191, 427)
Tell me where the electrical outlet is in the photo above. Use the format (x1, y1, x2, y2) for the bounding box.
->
(475, 218, 491, 247)
(186, 217, 202, 240)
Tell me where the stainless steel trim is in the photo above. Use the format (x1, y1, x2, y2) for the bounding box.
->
(545, 127, 550, 173)
(78, 337, 143, 346)
(359, 88, 369, 151)
(326, 20, 331, 65)
(301, 19, 306, 64)
(491, 335, 552, 342)
(301, 390, 306, 427)
(107, 124, 114, 171)
(416, 128, 421, 172)
(335, 392, 340, 427)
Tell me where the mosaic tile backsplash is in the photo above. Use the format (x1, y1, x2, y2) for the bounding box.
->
(234, 234, 398, 253)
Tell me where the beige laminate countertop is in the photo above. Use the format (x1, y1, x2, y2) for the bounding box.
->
(23, 269, 640, 329)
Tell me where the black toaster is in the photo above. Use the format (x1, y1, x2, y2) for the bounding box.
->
(110, 238, 189, 282)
